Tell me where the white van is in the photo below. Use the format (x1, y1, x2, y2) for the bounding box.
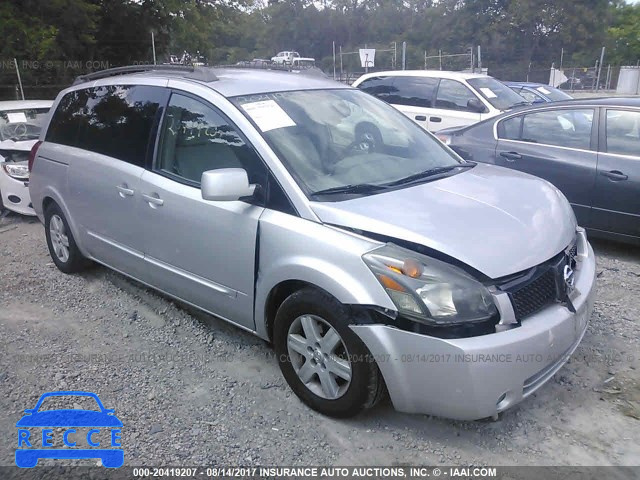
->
(353, 70, 529, 131)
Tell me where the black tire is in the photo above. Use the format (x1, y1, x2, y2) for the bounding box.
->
(274, 287, 385, 417)
(44, 202, 90, 273)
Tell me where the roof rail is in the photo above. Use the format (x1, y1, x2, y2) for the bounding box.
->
(215, 62, 328, 78)
(72, 65, 218, 85)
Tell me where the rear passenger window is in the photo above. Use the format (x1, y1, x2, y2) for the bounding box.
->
(521, 109, 594, 149)
(157, 93, 266, 187)
(357, 77, 395, 100)
(389, 77, 439, 107)
(435, 79, 478, 112)
(79, 85, 166, 167)
(47, 85, 166, 167)
(606, 110, 640, 157)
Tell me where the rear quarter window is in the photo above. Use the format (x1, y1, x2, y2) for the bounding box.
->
(45, 89, 92, 147)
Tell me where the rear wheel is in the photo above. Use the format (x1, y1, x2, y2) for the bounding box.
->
(44, 203, 90, 273)
(274, 287, 384, 417)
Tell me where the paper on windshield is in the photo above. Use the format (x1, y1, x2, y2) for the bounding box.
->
(7, 112, 27, 123)
(479, 88, 497, 99)
(241, 100, 295, 132)
(536, 87, 552, 95)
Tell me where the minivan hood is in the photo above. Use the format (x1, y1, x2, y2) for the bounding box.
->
(310, 163, 576, 279)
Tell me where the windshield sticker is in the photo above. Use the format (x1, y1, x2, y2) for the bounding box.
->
(7, 112, 27, 123)
(536, 87, 552, 94)
(479, 88, 497, 99)
(241, 100, 295, 132)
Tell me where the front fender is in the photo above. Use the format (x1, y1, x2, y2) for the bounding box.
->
(254, 210, 396, 340)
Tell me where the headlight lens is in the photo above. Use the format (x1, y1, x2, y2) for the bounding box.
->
(2, 162, 29, 180)
(363, 244, 497, 325)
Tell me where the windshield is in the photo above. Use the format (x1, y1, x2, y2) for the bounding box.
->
(232, 89, 464, 200)
(535, 86, 572, 101)
(0, 108, 49, 142)
(467, 77, 528, 111)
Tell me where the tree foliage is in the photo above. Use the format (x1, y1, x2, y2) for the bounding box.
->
(0, 0, 637, 92)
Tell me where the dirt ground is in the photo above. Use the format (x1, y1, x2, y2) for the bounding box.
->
(0, 212, 639, 467)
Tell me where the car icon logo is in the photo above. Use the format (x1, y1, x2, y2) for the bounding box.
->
(15, 391, 123, 468)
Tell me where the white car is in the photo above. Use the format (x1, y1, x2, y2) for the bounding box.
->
(0, 100, 52, 215)
(353, 70, 529, 131)
(271, 51, 300, 65)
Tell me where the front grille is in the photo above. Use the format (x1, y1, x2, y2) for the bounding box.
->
(508, 269, 557, 320)
(497, 238, 578, 321)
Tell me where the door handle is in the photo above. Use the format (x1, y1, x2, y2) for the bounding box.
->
(415, 115, 427, 122)
(116, 185, 134, 197)
(600, 170, 628, 181)
(142, 193, 164, 207)
(429, 116, 442, 123)
(499, 151, 522, 162)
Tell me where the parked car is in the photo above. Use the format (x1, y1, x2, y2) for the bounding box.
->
(353, 70, 529, 131)
(436, 98, 640, 244)
(271, 51, 300, 65)
(0, 100, 52, 215)
(504, 82, 573, 103)
(30, 65, 595, 421)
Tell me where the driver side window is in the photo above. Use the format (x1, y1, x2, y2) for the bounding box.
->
(435, 79, 478, 112)
(156, 93, 266, 187)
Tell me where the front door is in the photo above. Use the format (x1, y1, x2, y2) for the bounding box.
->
(591, 108, 640, 238)
(136, 92, 268, 329)
(430, 78, 483, 130)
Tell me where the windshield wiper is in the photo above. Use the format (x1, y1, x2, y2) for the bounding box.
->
(310, 183, 388, 197)
(383, 164, 474, 187)
(509, 101, 530, 109)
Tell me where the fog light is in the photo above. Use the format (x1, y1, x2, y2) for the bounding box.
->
(8, 195, 20, 204)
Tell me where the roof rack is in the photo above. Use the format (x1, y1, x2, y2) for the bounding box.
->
(72, 65, 218, 85)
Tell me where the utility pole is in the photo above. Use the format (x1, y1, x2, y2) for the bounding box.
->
(595, 47, 605, 91)
(477, 45, 482, 72)
(14, 58, 24, 100)
(402, 42, 406, 70)
(560, 47, 564, 71)
(151, 31, 157, 65)
(439, 49, 442, 70)
(339, 45, 343, 80)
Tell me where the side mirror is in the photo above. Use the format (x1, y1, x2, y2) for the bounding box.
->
(201, 168, 256, 202)
(467, 98, 487, 113)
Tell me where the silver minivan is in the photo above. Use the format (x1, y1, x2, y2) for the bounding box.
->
(29, 65, 596, 420)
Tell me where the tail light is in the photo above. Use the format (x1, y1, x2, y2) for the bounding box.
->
(28, 140, 42, 172)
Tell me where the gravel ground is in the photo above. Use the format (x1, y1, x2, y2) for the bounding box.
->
(0, 212, 639, 467)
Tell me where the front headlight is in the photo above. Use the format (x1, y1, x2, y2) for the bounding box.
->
(2, 162, 29, 181)
(363, 244, 498, 326)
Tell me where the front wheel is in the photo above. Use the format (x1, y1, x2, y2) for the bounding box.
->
(274, 287, 384, 417)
